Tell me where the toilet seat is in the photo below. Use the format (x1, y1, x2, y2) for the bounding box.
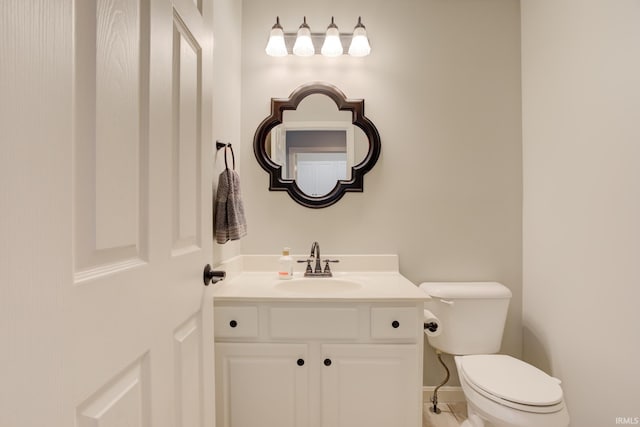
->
(458, 354, 565, 414)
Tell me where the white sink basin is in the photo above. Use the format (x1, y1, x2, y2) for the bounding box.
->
(275, 277, 363, 294)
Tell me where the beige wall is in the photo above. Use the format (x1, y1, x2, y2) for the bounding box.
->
(521, 1, 640, 425)
(212, 0, 243, 264)
(239, 0, 522, 385)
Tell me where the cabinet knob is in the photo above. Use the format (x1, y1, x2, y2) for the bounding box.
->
(297, 359, 305, 366)
(392, 320, 400, 328)
(229, 320, 238, 328)
(323, 358, 332, 367)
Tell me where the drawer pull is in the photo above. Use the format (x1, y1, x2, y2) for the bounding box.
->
(392, 320, 400, 328)
(297, 358, 305, 366)
(229, 320, 238, 328)
(323, 358, 332, 367)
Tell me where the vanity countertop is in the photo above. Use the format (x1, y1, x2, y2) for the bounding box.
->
(210, 255, 429, 302)
(212, 271, 428, 302)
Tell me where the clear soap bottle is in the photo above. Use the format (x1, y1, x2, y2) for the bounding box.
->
(278, 247, 293, 280)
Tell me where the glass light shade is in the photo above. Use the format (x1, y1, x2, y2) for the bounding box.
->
(293, 19, 314, 57)
(321, 25, 343, 57)
(265, 18, 288, 57)
(348, 26, 371, 57)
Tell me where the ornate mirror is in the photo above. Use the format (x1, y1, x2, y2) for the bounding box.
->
(253, 82, 381, 208)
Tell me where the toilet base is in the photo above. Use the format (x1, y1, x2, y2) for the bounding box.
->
(461, 406, 491, 427)
(461, 412, 486, 427)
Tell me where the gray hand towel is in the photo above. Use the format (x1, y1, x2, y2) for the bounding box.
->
(214, 169, 247, 244)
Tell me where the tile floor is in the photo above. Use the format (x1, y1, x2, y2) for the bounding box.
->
(423, 401, 467, 427)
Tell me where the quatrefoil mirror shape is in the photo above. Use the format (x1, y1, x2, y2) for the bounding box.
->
(253, 82, 381, 208)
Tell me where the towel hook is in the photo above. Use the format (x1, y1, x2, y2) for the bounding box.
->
(216, 140, 235, 170)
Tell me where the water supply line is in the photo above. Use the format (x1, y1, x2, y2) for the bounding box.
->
(430, 350, 450, 414)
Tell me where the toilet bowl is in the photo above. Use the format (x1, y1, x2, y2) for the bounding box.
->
(455, 355, 569, 427)
(419, 282, 570, 427)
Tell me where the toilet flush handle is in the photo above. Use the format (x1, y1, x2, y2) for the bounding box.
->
(438, 298, 454, 305)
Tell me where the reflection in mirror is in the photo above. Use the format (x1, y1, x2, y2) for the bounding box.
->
(266, 94, 368, 196)
(253, 82, 381, 208)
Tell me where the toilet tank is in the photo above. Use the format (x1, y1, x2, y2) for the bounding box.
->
(420, 282, 512, 355)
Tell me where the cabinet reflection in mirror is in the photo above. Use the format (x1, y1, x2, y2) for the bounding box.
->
(254, 82, 381, 208)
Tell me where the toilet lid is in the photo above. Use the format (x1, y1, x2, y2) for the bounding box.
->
(459, 355, 564, 407)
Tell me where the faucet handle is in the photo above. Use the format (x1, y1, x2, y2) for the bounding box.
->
(297, 259, 313, 274)
(322, 259, 340, 274)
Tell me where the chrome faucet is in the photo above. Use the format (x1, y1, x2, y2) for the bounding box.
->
(297, 241, 339, 277)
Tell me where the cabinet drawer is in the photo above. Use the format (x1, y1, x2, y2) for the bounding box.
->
(215, 306, 259, 338)
(370, 307, 417, 340)
(269, 307, 359, 339)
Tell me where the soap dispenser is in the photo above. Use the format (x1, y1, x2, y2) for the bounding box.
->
(278, 247, 293, 280)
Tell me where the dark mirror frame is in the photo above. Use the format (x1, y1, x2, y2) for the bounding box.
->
(253, 82, 381, 208)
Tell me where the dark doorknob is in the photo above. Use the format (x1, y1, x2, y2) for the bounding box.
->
(203, 264, 226, 286)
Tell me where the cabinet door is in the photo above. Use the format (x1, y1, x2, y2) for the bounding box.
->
(216, 343, 309, 427)
(320, 344, 421, 427)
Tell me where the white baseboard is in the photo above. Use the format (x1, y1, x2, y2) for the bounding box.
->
(423, 386, 465, 403)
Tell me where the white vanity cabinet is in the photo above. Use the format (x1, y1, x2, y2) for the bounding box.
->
(215, 342, 310, 427)
(214, 301, 424, 427)
(319, 343, 419, 427)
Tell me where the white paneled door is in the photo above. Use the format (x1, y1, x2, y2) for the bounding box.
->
(1, 1, 215, 427)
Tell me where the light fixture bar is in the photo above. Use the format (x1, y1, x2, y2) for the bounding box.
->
(265, 16, 371, 57)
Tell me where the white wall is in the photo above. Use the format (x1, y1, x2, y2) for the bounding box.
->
(521, 1, 640, 425)
(212, 0, 243, 263)
(239, 0, 522, 385)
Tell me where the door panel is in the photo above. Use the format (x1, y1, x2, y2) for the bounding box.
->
(74, 0, 150, 279)
(76, 356, 151, 427)
(172, 13, 202, 254)
(70, 1, 214, 427)
(1, 1, 214, 426)
(174, 316, 204, 427)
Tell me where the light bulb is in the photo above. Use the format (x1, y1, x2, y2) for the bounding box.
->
(293, 17, 315, 57)
(348, 17, 371, 57)
(265, 17, 288, 57)
(321, 17, 343, 57)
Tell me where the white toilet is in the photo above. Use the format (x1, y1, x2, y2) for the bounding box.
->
(420, 282, 570, 427)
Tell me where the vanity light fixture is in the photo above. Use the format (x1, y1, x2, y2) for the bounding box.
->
(293, 17, 315, 57)
(265, 16, 371, 57)
(265, 16, 288, 57)
(320, 17, 343, 57)
(348, 17, 371, 57)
